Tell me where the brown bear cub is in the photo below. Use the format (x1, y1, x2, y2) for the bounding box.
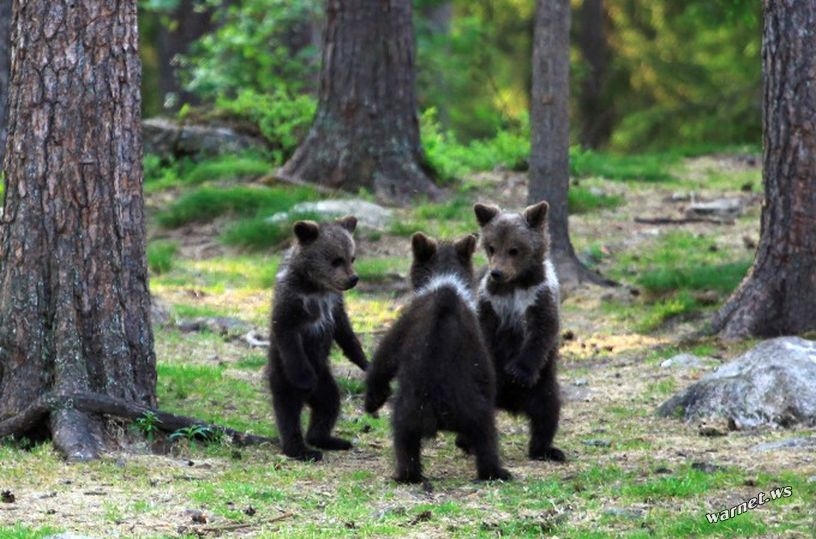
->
(365, 232, 512, 484)
(473, 201, 566, 462)
(266, 216, 368, 462)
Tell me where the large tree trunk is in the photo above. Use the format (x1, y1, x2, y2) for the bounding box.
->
(577, 0, 612, 149)
(0, 0, 156, 460)
(278, 0, 439, 203)
(528, 0, 612, 290)
(712, 2, 816, 340)
(0, 0, 10, 166)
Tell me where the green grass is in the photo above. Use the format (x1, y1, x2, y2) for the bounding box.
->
(604, 231, 752, 331)
(220, 209, 322, 251)
(570, 147, 680, 183)
(147, 240, 178, 275)
(144, 153, 275, 192)
(568, 186, 625, 214)
(156, 185, 318, 228)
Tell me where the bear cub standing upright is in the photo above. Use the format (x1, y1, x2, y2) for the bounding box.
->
(473, 201, 566, 461)
(267, 216, 368, 462)
(365, 232, 511, 484)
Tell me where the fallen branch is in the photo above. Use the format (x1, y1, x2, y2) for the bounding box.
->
(634, 216, 734, 225)
(0, 392, 277, 447)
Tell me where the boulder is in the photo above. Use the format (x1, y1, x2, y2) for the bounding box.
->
(143, 117, 267, 159)
(266, 199, 394, 230)
(657, 337, 816, 429)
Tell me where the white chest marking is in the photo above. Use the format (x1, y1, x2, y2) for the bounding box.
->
(479, 259, 559, 328)
(303, 293, 339, 335)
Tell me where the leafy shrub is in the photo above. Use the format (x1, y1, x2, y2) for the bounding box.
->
(421, 108, 529, 183)
(214, 89, 316, 163)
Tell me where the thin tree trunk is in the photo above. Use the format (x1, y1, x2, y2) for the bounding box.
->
(155, 0, 214, 110)
(712, 1, 816, 339)
(577, 0, 612, 149)
(0, 0, 155, 460)
(529, 0, 613, 290)
(278, 0, 439, 203)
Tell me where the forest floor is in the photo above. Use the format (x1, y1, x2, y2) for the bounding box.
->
(2, 153, 815, 538)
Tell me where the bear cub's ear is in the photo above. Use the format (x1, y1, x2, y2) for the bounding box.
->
(293, 220, 320, 244)
(522, 200, 549, 229)
(473, 203, 501, 227)
(454, 233, 478, 260)
(411, 232, 438, 262)
(336, 215, 358, 233)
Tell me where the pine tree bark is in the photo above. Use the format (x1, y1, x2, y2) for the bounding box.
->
(0, 0, 11, 166)
(529, 0, 613, 290)
(278, 0, 439, 203)
(0, 0, 156, 460)
(712, 1, 816, 339)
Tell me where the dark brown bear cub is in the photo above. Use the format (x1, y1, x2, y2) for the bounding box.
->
(473, 201, 566, 462)
(365, 232, 511, 484)
(267, 216, 368, 462)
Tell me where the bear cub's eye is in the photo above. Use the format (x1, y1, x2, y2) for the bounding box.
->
(332, 257, 344, 268)
(486, 245, 496, 256)
(508, 248, 519, 257)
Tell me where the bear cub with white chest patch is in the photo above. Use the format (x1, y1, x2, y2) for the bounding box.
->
(266, 216, 368, 462)
(473, 201, 566, 462)
(365, 233, 511, 484)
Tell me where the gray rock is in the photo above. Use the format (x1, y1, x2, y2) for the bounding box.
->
(685, 197, 743, 219)
(143, 117, 267, 159)
(751, 436, 816, 452)
(267, 199, 394, 230)
(660, 353, 705, 369)
(657, 337, 816, 429)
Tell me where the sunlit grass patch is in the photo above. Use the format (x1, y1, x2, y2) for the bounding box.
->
(0, 525, 61, 539)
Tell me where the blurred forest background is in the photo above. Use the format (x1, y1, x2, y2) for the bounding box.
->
(138, 0, 761, 165)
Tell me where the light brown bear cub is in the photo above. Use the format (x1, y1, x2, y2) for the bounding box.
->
(365, 232, 511, 484)
(473, 201, 566, 461)
(266, 216, 368, 462)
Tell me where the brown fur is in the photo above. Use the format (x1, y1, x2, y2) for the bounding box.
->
(365, 233, 511, 483)
(473, 201, 566, 461)
(266, 216, 368, 461)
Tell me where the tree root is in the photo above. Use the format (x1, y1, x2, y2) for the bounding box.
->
(0, 391, 277, 449)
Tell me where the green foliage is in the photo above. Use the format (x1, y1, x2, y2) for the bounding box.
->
(156, 185, 318, 228)
(147, 240, 178, 275)
(132, 411, 162, 443)
(169, 424, 217, 443)
(214, 90, 316, 163)
(421, 108, 529, 183)
(182, 0, 320, 100)
(598, 2, 761, 151)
